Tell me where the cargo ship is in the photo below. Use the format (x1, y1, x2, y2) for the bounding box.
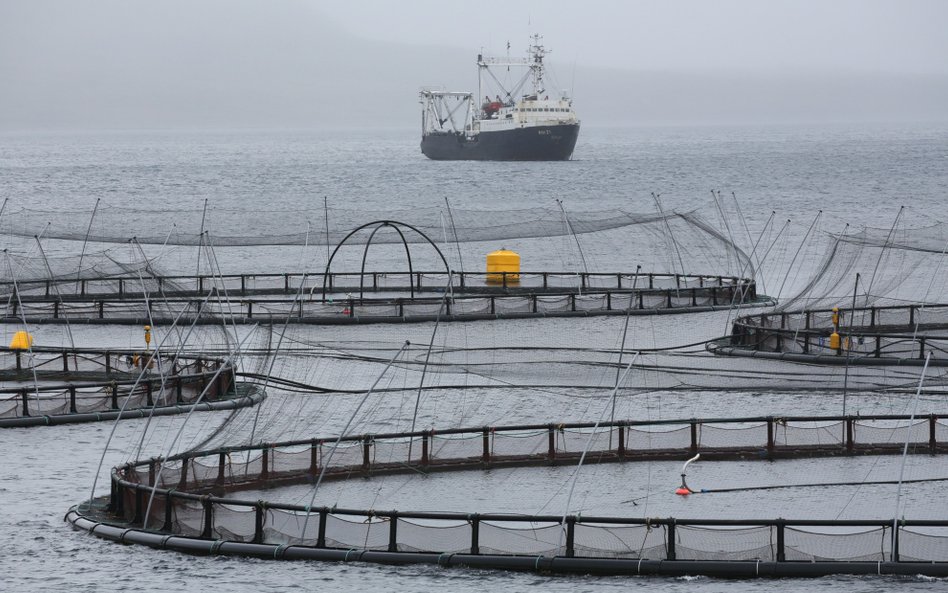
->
(420, 35, 580, 161)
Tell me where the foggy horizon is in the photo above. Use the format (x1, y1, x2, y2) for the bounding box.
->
(2, 0, 947, 132)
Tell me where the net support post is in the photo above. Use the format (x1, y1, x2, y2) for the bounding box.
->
(666, 521, 677, 560)
(133, 487, 144, 525)
(253, 503, 264, 544)
(178, 457, 189, 490)
(362, 436, 372, 472)
(162, 491, 173, 531)
(565, 516, 576, 558)
(421, 431, 430, 466)
(930, 415, 938, 454)
(893, 523, 900, 562)
(776, 519, 786, 562)
(217, 452, 226, 485)
(767, 418, 775, 458)
(547, 424, 556, 460)
(689, 422, 698, 456)
(482, 428, 491, 463)
(201, 497, 213, 539)
(310, 441, 320, 477)
(109, 475, 118, 514)
(316, 508, 328, 548)
(114, 474, 125, 517)
(470, 514, 480, 555)
(261, 445, 270, 481)
(617, 422, 626, 457)
(388, 511, 398, 552)
(69, 386, 77, 413)
(845, 418, 855, 453)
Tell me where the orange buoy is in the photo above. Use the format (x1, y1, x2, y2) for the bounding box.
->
(675, 487, 691, 496)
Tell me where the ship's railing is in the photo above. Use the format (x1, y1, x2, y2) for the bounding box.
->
(104, 413, 948, 564)
(726, 303, 948, 360)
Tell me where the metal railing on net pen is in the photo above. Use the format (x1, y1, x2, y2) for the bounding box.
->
(2, 270, 754, 300)
(0, 347, 234, 419)
(726, 303, 948, 361)
(1, 277, 761, 324)
(106, 413, 948, 563)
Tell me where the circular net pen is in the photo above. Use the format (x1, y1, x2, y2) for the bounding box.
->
(0, 345, 264, 427)
(713, 302, 948, 367)
(68, 412, 948, 578)
(0, 269, 768, 325)
(0, 216, 768, 325)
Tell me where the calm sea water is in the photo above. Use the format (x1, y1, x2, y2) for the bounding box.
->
(1, 123, 947, 592)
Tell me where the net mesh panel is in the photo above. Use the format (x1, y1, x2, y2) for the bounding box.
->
(272, 446, 313, 475)
(558, 427, 617, 454)
(697, 423, 768, 448)
(0, 396, 18, 417)
(395, 519, 471, 553)
(323, 515, 390, 550)
(212, 503, 256, 542)
(171, 499, 205, 538)
(783, 526, 890, 562)
(777, 214, 948, 311)
(676, 525, 776, 561)
(431, 434, 483, 460)
(264, 508, 321, 545)
(477, 521, 564, 556)
(492, 431, 549, 457)
(0, 205, 752, 262)
(625, 426, 691, 450)
(899, 528, 948, 562)
(774, 422, 844, 447)
(854, 420, 929, 446)
(573, 523, 667, 559)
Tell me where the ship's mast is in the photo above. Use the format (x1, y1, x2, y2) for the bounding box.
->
(528, 34, 547, 96)
(477, 34, 549, 101)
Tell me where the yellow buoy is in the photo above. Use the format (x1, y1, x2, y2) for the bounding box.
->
(9, 330, 33, 350)
(486, 248, 520, 285)
(829, 331, 841, 352)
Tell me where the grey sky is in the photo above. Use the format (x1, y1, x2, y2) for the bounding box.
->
(319, 0, 948, 75)
(1, 0, 946, 130)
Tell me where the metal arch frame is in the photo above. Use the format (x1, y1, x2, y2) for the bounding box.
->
(321, 220, 452, 303)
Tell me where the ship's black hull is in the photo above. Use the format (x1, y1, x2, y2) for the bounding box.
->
(421, 123, 579, 161)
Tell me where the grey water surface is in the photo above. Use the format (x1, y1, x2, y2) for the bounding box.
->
(1, 124, 947, 591)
